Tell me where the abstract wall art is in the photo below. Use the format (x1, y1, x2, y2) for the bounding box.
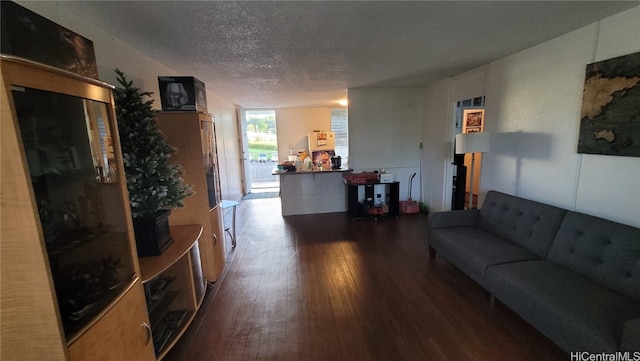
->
(577, 52, 640, 157)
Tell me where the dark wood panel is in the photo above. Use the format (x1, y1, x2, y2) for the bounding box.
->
(164, 198, 566, 361)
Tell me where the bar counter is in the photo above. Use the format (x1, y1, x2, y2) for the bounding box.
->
(273, 168, 350, 216)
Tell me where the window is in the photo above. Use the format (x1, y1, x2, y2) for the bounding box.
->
(331, 108, 348, 166)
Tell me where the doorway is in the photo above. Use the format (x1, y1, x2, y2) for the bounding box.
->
(452, 96, 485, 210)
(244, 110, 279, 195)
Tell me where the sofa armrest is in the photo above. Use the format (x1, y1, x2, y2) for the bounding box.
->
(620, 318, 640, 351)
(427, 209, 480, 232)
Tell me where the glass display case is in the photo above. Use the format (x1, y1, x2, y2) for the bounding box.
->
(202, 118, 222, 208)
(3, 56, 138, 343)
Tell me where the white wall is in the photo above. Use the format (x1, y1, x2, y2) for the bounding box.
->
(482, 24, 596, 207)
(420, 6, 640, 227)
(348, 88, 424, 202)
(421, 79, 454, 212)
(573, 8, 640, 226)
(16, 1, 245, 201)
(482, 6, 640, 227)
(275, 107, 332, 161)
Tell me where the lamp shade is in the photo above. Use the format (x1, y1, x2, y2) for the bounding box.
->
(455, 132, 491, 154)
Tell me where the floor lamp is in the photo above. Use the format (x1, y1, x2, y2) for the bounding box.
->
(455, 132, 491, 209)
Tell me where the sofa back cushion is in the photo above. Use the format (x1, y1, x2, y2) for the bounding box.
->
(547, 211, 640, 303)
(477, 191, 568, 258)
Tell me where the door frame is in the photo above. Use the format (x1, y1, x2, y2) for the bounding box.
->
(237, 107, 251, 195)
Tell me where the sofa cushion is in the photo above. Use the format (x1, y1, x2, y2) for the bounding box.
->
(486, 260, 640, 353)
(620, 319, 640, 351)
(430, 226, 539, 286)
(547, 211, 640, 303)
(427, 209, 479, 234)
(477, 191, 567, 258)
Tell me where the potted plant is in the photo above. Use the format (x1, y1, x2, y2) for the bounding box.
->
(113, 69, 193, 256)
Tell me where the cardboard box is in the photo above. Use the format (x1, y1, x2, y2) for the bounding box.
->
(158, 76, 207, 112)
(380, 174, 394, 183)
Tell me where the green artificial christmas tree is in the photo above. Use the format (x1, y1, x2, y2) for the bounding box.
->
(113, 68, 193, 219)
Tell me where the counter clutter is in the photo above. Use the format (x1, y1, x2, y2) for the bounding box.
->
(272, 166, 345, 175)
(275, 148, 343, 174)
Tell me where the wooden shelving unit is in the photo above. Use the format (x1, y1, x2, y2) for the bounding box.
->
(156, 112, 226, 283)
(138, 224, 205, 360)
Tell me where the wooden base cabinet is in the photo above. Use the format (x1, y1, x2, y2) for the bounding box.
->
(156, 112, 226, 282)
(209, 203, 226, 278)
(1, 56, 153, 360)
(67, 281, 155, 361)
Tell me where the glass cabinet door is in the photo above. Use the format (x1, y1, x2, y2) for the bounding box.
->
(201, 117, 222, 208)
(11, 84, 135, 341)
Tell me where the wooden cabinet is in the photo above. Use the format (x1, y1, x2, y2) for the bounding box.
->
(208, 203, 227, 278)
(138, 224, 205, 360)
(156, 112, 226, 282)
(67, 281, 155, 361)
(1, 56, 153, 360)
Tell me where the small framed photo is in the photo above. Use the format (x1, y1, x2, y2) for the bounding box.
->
(317, 132, 328, 146)
(463, 109, 484, 133)
(464, 109, 483, 127)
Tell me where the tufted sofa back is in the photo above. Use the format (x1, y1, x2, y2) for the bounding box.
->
(477, 191, 568, 258)
(547, 212, 640, 303)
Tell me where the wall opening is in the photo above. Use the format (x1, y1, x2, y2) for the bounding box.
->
(452, 96, 485, 210)
(245, 110, 279, 193)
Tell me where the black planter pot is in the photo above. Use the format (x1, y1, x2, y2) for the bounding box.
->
(133, 210, 174, 257)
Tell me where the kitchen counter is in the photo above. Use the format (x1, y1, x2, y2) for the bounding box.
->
(272, 167, 350, 176)
(274, 168, 350, 216)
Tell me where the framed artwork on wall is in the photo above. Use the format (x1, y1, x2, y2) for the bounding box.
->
(463, 109, 484, 133)
(578, 51, 640, 157)
(1, 1, 98, 79)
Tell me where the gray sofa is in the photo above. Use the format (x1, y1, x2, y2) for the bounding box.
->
(427, 190, 640, 353)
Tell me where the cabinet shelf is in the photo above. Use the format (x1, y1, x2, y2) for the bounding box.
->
(45, 226, 111, 259)
(154, 309, 197, 360)
(139, 224, 203, 282)
(148, 289, 178, 325)
(152, 309, 191, 355)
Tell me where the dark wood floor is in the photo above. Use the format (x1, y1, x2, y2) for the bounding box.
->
(165, 197, 567, 361)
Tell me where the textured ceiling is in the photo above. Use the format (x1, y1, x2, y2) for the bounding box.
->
(61, 1, 638, 108)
